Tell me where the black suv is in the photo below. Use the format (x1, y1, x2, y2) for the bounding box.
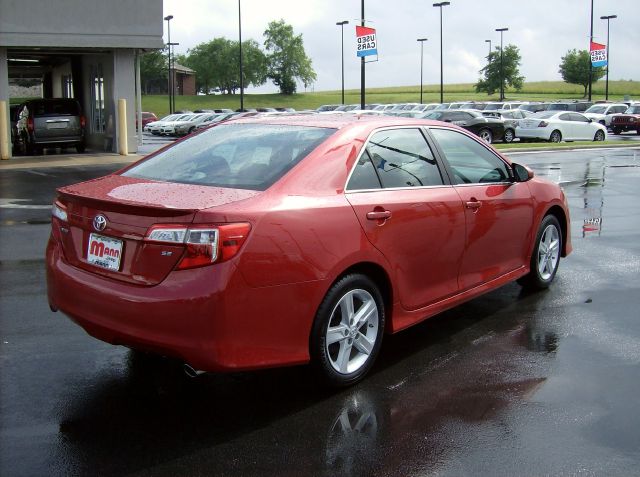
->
(15, 99, 86, 154)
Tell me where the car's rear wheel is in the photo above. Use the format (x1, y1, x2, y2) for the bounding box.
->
(310, 274, 385, 387)
(593, 130, 605, 141)
(549, 130, 562, 143)
(518, 215, 562, 289)
(76, 142, 86, 153)
(503, 128, 515, 143)
(478, 128, 493, 144)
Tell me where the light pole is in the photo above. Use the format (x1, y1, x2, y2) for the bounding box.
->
(485, 39, 491, 60)
(417, 38, 428, 104)
(238, 0, 244, 111)
(588, 0, 594, 101)
(164, 15, 173, 114)
(600, 14, 617, 101)
(433, 2, 450, 104)
(336, 20, 349, 105)
(360, 0, 365, 110)
(496, 27, 508, 101)
(168, 42, 179, 112)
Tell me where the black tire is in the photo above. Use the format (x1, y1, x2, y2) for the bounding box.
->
(503, 128, 515, 143)
(310, 274, 385, 387)
(593, 130, 605, 142)
(478, 128, 493, 144)
(188, 127, 196, 135)
(518, 215, 562, 290)
(549, 130, 562, 143)
(612, 127, 622, 135)
(76, 142, 86, 153)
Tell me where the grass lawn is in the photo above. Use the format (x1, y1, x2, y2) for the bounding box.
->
(141, 80, 640, 117)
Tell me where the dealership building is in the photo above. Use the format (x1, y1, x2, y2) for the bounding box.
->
(0, 0, 164, 158)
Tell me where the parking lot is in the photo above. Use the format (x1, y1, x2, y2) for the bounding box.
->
(1, 146, 639, 476)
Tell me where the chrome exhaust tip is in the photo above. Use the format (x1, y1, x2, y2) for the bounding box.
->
(183, 364, 206, 378)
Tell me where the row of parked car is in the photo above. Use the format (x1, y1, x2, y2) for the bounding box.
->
(142, 99, 640, 146)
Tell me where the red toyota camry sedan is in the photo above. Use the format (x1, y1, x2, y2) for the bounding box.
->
(47, 114, 571, 386)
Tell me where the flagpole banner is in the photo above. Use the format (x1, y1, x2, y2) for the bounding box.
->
(590, 41, 607, 67)
(356, 25, 377, 58)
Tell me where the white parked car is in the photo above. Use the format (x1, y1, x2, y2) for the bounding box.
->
(143, 114, 181, 134)
(171, 113, 212, 136)
(516, 111, 607, 143)
(583, 103, 628, 127)
(158, 114, 201, 136)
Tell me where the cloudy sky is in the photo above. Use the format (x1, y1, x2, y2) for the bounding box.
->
(163, 0, 639, 93)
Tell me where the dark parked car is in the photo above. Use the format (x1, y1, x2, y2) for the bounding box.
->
(422, 109, 505, 144)
(610, 104, 640, 135)
(46, 114, 571, 386)
(15, 98, 86, 154)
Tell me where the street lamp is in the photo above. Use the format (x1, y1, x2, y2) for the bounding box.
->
(238, 0, 244, 111)
(485, 39, 491, 60)
(600, 14, 617, 100)
(336, 20, 349, 105)
(495, 27, 508, 101)
(433, 2, 450, 104)
(164, 15, 174, 114)
(417, 38, 428, 104)
(168, 42, 179, 112)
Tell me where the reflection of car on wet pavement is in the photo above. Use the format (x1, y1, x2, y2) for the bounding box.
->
(46, 114, 571, 386)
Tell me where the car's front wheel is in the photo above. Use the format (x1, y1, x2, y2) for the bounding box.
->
(594, 130, 605, 141)
(310, 274, 385, 387)
(503, 128, 515, 143)
(519, 215, 562, 289)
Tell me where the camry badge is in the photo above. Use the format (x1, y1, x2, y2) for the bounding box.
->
(93, 215, 107, 232)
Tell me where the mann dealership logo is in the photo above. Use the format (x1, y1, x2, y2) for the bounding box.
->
(93, 214, 107, 231)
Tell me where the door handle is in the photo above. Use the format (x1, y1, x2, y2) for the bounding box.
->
(465, 200, 481, 210)
(366, 210, 392, 220)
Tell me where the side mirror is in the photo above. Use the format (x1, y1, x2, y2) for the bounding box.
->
(512, 163, 534, 182)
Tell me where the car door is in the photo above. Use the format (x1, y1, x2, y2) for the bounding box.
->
(345, 127, 466, 311)
(558, 113, 575, 140)
(569, 113, 594, 140)
(427, 127, 534, 291)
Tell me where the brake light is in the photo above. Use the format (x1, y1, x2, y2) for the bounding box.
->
(146, 223, 251, 269)
(538, 121, 549, 127)
(27, 117, 34, 132)
(80, 115, 86, 129)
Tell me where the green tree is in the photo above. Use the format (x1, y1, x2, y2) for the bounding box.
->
(140, 49, 167, 94)
(263, 20, 316, 95)
(475, 45, 525, 96)
(184, 38, 267, 94)
(558, 49, 606, 98)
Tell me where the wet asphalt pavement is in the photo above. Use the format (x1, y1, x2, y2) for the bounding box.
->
(1, 147, 640, 476)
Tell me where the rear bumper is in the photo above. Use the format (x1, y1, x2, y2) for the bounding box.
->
(46, 235, 316, 372)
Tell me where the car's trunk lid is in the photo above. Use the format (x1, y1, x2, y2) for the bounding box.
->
(55, 175, 259, 285)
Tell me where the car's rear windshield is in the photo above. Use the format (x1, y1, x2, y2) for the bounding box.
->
(123, 123, 336, 191)
(29, 100, 80, 117)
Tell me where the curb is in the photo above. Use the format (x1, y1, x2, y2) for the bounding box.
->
(0, 153, 143, 170)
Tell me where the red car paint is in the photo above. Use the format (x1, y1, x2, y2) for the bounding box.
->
(47, 114, 571, 373)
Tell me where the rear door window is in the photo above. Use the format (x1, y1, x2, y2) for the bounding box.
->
(361, 128, 444, 188)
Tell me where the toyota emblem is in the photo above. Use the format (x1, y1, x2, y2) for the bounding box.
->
(93, 215, 107, 231)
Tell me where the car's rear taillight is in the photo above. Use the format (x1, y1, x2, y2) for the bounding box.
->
(80, 115, 86, 129)
(538, 121, 549, 127)
(146, 223, 251, 269)
(27, 117, 34, 132)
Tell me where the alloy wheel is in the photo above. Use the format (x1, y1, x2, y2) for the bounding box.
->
(537, 224, 560, 281)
